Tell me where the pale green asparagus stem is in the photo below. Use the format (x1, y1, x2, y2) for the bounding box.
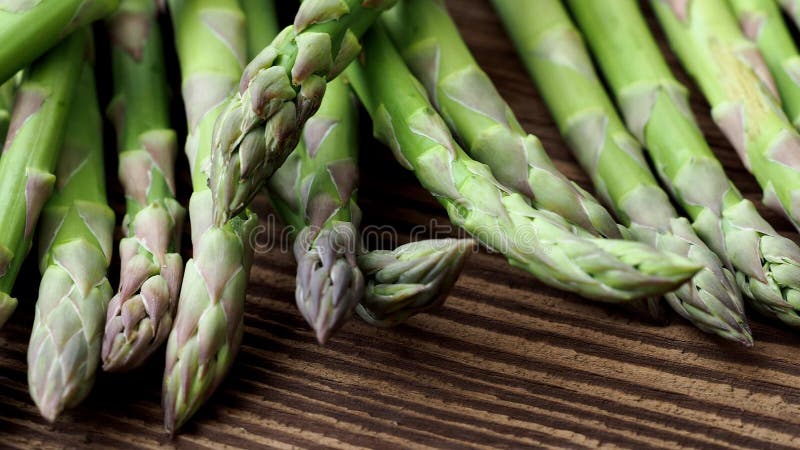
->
(346, 24, 702, 303)
(652, 0, 800, 232)
(729, 0, 800, 127)
(240, 0, 279, 59)
(382, 0, 620, 239)
(209, 0, 398, 226)
(0, 77, 16, 142)
(164, 0, 257, 434)
(0, 29, 88, 328)
(568, 0, 800, 327)
(28, 59, 115, 422)
(493, 0, 750, 344)
(102, 0, 186, 372)
(0, 0, 119, 84)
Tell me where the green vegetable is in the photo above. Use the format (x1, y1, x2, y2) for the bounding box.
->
(240, 0, 279, 58)
(0, 0, 119, 84)
(28, 57, 115, 422)
(345, 24, 702, 303)
(267, 77, 365, 343)
(209, 0, 398, 226)
(493, 0, 750, 344)
(0, 29, 88, 328)
(0, 77, 16, 142)
(102, 0, 186, 372)
(652, 0, 800, 231)
(566, 0, 800, 327)
(357, 238, 473, 327)
(382, 0, 620, 239)
(729, 0, 800, 127)
(163, 0, 257, 434)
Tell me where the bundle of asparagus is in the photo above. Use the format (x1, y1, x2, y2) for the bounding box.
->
(345, 23, 702, 304)
(566, 0, 800, 327)
(651, 0, 800, 232)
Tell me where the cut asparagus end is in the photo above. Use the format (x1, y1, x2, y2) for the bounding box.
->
(0, 292, 17, 328)
(294, 222, 365, 344)
(356, 238, 473, 327)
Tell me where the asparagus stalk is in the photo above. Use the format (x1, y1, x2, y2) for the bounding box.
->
(492, 0, 750, 344)
(567, 0, 800, 328)
(28, 59, 115, 422)
(0, 77, 16, 142)
(0, 0, 119, 84)
(381, 0, 620, 239)
(651, 0, 800, 232)
(356, 239, 473, 327)
(208, 0, 398, 226)
(102, 0, 186, 372)
(729, 0, 800, 127)
(0, 30, 88, 328)
(345, 24, 702, 303)
(240, 0, 279, 59)
(382, 0, 667, 322)
(164, 0, 257, 433)
(267, 77, 365, 343)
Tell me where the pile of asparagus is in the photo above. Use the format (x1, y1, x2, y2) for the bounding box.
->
(3, 0, 800, 433)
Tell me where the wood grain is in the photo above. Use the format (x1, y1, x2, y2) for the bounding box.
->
(3, 0, 800, 448)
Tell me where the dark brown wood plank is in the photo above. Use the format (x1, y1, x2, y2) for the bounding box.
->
(3, 0, 800, 448)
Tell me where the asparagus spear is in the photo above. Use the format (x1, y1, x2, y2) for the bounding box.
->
(0, 0, 119, 84)
(102, 0, 186, 372)
(381, 0, 619, 239)
(240, 0, 279, 59)
(567, 0, 800, 328)
(0, 77, 16, 142)
(267, 77, 365, 343)
(651, 0, 800, 232)
(164, 0, 257, 433)
(209, 0, 398, 226)
(0, 30, 88, 328)
(729, 0, 800, 128)
(345, 24, 702, 303)
(28, 59, 115, 422)
(356, 239, 473, 327)
(492, 0, 750, 344)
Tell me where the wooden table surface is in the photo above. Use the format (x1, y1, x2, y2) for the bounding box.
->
(4, 1, 800, 448)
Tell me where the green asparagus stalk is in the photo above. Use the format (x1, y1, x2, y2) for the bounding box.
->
(241, 0, 279, 59)
(381, 0, 620, 239)
(567, 0, 800, 328)
(0, 77, 16, 142)
(729, 0, 800, 127)
(356, 238, 473, 327)
(492, 0, 750, 344)
(0, 0, 119, 84)
(0, 30, 88, 328)
(209, 0, 398, 226)
(28, 60, 115, 422)
(267, 77, 365, 343)
(382, 0, 667, 322)
(164, 0, 257, 434)
(345, 24, 702, 303)
(102, 0, 186, 372)
(651, 0, 800, 232)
